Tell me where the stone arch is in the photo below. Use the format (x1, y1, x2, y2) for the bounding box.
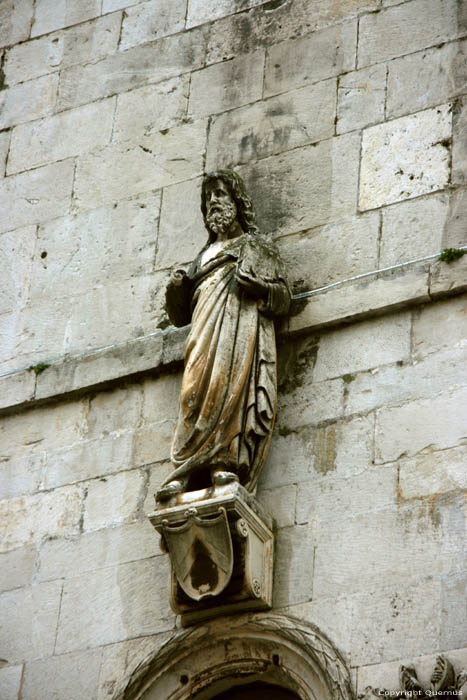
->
(111, 613, 355, 700)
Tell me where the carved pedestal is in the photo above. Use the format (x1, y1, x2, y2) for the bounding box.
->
(148, 482, 274, 627)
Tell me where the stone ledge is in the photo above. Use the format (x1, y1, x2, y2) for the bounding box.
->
(1, 257, 466, 414)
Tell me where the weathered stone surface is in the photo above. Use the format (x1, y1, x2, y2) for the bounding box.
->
(276, 376, 345, 432)
(8, 98, 115, 175)
(277, 212, 379, 290)
(442, 188, 467, 249)
(86, 385, 143, 438)
(0, 546, 36, 594)
(132, 419, 176, 465)
(359, 105, 452, 211)
(273, 524, 315, 607)
(21, 648, 102, 700)
(0, 73, 58, 130)
(380, 192, 449, 266)
(141, 373, 181, 424)
(0, 225, 36, 313)
(399, 445, 467, 499)
(337, 64, 386, 134)
(0, 159, 74, 235)
(58, 26, 208, 110)
(189, 51, 264, 119)
(430, 255, 467, 297)
(257, 484, 297, 529)
(239, 131, 360, 237)
(358, 0, 459, 67)
(289, 264, 430, 335)
(375, 386, 467, 463)
(0, 0, 34, 49)
(31, 0, 101, 37)
(345, 346, 467, 416)
(452, 96, 467, 184)
(38, 520, 161, 583)
(186, 0, 264, 28)
(0, 130, 10, 177)
(143, 462, 174, 513)
(441, 571, 467, 649)
(0, 485, 83, 552)
(74, 120, 206, 210)
(265, 21, 357, 97)
(156, 177, 207, 268)
(313, 312, 411, 381)
(0, 453, 44, 500)
(206, 78, 337, 170)
(0, 370, 36, 412)
(55, 557, 173, 653)
(0, 664, 23, 699)
(31, 191, 160, 299)
(83, 469, 146, 532)
(0, 580, 62, 662)
(413, 294, 467, 357)
(387, 38, 467, 119)
(119, 0, 186, 51)
(258, 427, 316, 490)
(4, 32, 63, 85)
(113, 76, 188, 144)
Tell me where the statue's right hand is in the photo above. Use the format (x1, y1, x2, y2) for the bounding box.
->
(170, 269, 187, 286)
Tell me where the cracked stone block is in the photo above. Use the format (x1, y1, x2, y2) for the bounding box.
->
(359, 105, 452, 211)
(0, 0, 34, 49)
(337, 63, 386, 134)
(0, 74, 58, 130)
(186, 0, 264, 28)
(119, 0, 186, 51)
(31, 0, 101, 37)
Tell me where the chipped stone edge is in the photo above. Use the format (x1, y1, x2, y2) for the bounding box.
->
(1, 258, 466, 415)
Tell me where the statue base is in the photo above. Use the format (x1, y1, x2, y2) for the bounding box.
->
(148, 481, 274, 627)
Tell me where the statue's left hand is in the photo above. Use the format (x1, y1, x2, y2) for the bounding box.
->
(236, 268, 268, 299)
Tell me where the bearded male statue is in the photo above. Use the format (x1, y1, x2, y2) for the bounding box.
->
(157, 170, 291, 502)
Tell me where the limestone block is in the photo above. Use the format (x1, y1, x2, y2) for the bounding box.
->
(74, 120, 206, 211)
(156, 177, 206, 269)
(413, 295, 467, 357)
(31, 0, 101, 37)
(0, 130, 10, 177)
(206, 78, 337, 170)
(349, 577, 442, 666)
(39, 520, 160, 584)
(103, 0, 144, 10)
(452, 96, 467, 184)
(0, 371, 35, 412)
(0, 580, 62, 662)
(358, 0, 458, 67)
(430, 255, 467, 297)
(143, 463, 176, 514)
(238, 131, 361, 237)
(0, 73, 58, 130)
(0, 485, 83, 552)
(189, 51, 264, 119)
(380, 192, 449, 266)
(132, 419, 176, 465)
(273, 524, 315, 607)
(0, 0, 34, 49)
(375, 386, 467, 463)
(277, 375, 345, 432)
(44, 432, 134, 490)
(256, 484, 297, 529)
(441, 572, 467, 649)
(0, 399, 84, 460)
(0, 453, 44, 500)
(4, 33, 64, 86)
(120, 0, 186, 51)
(313, 312, 411, 381)
(386, 39, 467, 119)
(337, 64, 386, 134)
(113, 76, 189, 144)
(58, 26, 208, 110)
(277, 212, 379, 290)
(186, 0, 263, 28)
(8, 98, 115, 175)
(359, 105, 452, 211)
(0, 664, 23, 700)
(289, 264, 429, 335)
(86, 385, 143, 438)
(258, 427, 316, 490)
(21, 648, 102, 700)
(265, 21, 357, 97)
(31, 192, 160, 302)
(0, 159, 74, 235)
(55, 557, 173, 653)
(0, 547, 36, 594)
(296, 464, 397, 526)
(442, 188, 467, 249)
(399, 445, 467, 499)
(345, 345, 467, 416)
(83, 469, 146, 532)
(141, 374, 181, 425)
(0, 225, 36, 314)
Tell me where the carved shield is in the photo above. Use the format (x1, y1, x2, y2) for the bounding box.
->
(161, 507, 233, 602)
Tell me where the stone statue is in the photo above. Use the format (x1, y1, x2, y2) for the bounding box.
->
(157, 170, 291, 501)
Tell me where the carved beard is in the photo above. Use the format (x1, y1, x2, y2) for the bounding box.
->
(206, 201, 237, 237)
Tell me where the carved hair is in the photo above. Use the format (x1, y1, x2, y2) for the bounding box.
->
(201, 169, 260, 241)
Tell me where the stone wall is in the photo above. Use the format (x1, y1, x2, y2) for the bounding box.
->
(0, 0, 466, 698)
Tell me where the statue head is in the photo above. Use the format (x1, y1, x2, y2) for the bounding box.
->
(201, 169, 259, 242)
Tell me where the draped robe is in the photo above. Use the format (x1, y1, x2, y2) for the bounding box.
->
(165, 232, 290, 491)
